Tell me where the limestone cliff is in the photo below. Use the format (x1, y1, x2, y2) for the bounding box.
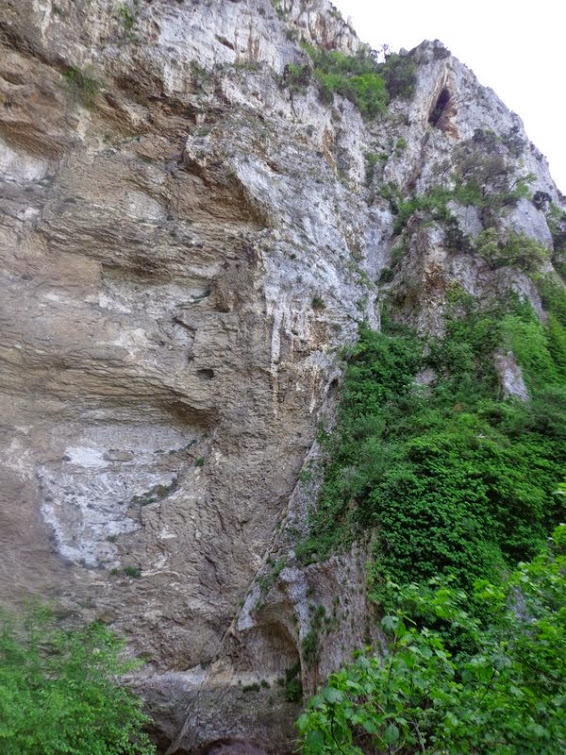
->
(0, 1, 564, 752)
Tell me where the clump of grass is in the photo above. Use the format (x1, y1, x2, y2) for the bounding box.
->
(123, 566, 142, 579)
(63, 65, 101, 106)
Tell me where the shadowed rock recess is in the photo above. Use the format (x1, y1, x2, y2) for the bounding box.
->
(1, 0, 565, 752)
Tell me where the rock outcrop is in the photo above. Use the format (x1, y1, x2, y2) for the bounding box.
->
(1, 1, 564, 752)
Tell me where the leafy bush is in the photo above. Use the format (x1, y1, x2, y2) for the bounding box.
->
(380, 52, 417, 100)
(388, 172, 536, 238)
(476, 229, 550, 272)
(283, 662, 303, 703)
(451, 140, 535, 223)
(392, 186, 453, 234)
(0, 603, 155, 754)
(303, 44, 388, 118)
(297, 297, 566, 593)
(298, 527, 566, 754)
(283, 62, 311, 91)
(547, 203, 566, 251)
(123, 565, 142, 578)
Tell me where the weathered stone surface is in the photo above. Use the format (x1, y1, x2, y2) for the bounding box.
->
(494, 350, 529, 401)
(1, 2, 565, 753)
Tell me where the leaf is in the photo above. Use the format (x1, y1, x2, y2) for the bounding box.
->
(322, 687, 344, 704)
(304, 729, 325, 750)
(381, 615, 399, 632)
(383, 723, 400, 745)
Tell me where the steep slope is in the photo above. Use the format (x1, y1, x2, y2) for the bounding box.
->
(0, 1, 564, 752)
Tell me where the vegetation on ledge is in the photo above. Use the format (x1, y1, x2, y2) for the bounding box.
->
(297, 285, 566, 596)
(283, 44, 417, 119)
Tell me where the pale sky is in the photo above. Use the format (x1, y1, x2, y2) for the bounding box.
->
(332, 0, 566, 194)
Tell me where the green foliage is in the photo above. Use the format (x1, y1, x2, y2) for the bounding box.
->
(298, 301, 566, 592)
(536, 275, 566, 379)
(537, 274, 566, 325)
(303, 44, 388, 119)
(476, 229, 550, 272)
(379, 181, 403, 211)
(283, 62, 311, 91)
(0, 603, 155, 754)
(270, 0, 285, 20)
(189, 61, 212, 93)
(501, 305, 558, 388)
(117, 2, 136, 31)
(302, 606, 326, 668)
(392, 186, 453, 234)
(472, 125, 526, 158)
(123, 566, 142, 578)
(282, 662, 303, 703)
(131, 477, 178, 506)
(298, 529, 566, 754)
(547, 203, 566, 250)
(394, 137, 407, 156)
(378, 267, 394, 284)
(258, 557, 285, 596)
(501, 125, 526, 156)
(451, 139, 535, 223)
(380, 53, 417, 100)
(63, 66, 101, 106)
(364, 151, 381, 186)
(388, 172, 536, 239)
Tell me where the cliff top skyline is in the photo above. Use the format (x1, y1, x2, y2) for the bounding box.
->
(333, 0, 566, 193)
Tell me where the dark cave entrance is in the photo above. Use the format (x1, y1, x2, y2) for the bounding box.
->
(429, 87, 451, 127)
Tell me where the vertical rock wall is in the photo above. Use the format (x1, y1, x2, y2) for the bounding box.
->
(1, 1, 564, 751)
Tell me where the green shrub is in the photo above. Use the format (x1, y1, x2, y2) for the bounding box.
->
(283, 662, 303, 703)
(547, 203, 566, 250)
(63, 65, 101, 106)
(364, 151, 380, 186)
(302, 606, 326, 668)
(303, 44, 388, 118)
(123, 566, 142, 578)
(378, 266, 394, 284)
(270, 0, 285, 19)
(258, 557, 285, 596)
(298, 530, 566, 754)
(298, 300, 566, 593)
(380, 52, 417, 99)
(392, 186, 452, 234)
(282, 62, 311, 91)
(394, 137, 407, 155)
(117, 2, 135, 31)
(476, 229, 550, 272)
(0, 603, 155, 754)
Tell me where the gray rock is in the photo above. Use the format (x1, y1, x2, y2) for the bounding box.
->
(0, 1, 564, 752)
(494, 350, 529, 401)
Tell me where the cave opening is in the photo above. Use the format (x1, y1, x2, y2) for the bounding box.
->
(429, 87, 451, 127)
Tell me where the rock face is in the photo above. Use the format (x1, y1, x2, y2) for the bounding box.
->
(0, 1, 564, 752)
